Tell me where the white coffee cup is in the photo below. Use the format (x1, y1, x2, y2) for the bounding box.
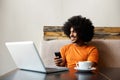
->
(76, 61, 93, 69)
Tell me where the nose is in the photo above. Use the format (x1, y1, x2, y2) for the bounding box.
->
(70, 32, 73, 37)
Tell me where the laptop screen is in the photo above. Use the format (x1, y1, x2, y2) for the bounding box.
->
(5, 41, 46, 72)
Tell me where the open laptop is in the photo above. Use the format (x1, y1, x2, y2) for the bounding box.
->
(5, 41, 68, 73)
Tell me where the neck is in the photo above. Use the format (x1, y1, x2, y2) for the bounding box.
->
(74, 40, 86, 46)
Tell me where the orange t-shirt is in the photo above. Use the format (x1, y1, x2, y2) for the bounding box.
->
(60, 43, 99, 68)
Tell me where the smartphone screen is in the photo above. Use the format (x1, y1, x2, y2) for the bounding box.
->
(54, 52, 61, 58)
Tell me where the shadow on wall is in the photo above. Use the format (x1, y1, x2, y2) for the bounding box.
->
(90, 40, 115, 68)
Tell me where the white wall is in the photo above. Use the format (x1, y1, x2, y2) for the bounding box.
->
(62, 0, 120, 26)
(0, 0, 62, 76)
(0, 0, 120, 76)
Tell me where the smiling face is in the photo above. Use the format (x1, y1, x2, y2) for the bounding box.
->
(69, 27, 78, 43)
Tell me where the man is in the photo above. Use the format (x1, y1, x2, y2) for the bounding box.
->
(54, 15, 99, 69)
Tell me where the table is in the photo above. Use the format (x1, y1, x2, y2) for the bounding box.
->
(0, 68, 120, 80)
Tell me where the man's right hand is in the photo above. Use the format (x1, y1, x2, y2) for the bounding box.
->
(54, 56, 63, 66)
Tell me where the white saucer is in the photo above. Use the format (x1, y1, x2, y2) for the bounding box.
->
(74, 67, 96, 72)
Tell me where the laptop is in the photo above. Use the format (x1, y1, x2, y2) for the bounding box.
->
(5, 41, 68, 73)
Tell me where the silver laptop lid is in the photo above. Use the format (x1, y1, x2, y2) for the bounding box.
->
(5, 41, 46, 72)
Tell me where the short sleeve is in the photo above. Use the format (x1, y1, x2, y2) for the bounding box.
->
(87, 47, 99, 64)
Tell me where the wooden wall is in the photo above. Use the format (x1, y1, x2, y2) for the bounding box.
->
(44, 26, 120, 40)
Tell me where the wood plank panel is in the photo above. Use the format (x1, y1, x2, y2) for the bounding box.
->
(44, 26, 120, 40)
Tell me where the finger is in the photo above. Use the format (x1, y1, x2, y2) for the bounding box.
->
(54, 56, 60, 60)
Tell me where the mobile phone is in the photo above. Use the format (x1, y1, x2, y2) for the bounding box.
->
(54, 52, 61, 58)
